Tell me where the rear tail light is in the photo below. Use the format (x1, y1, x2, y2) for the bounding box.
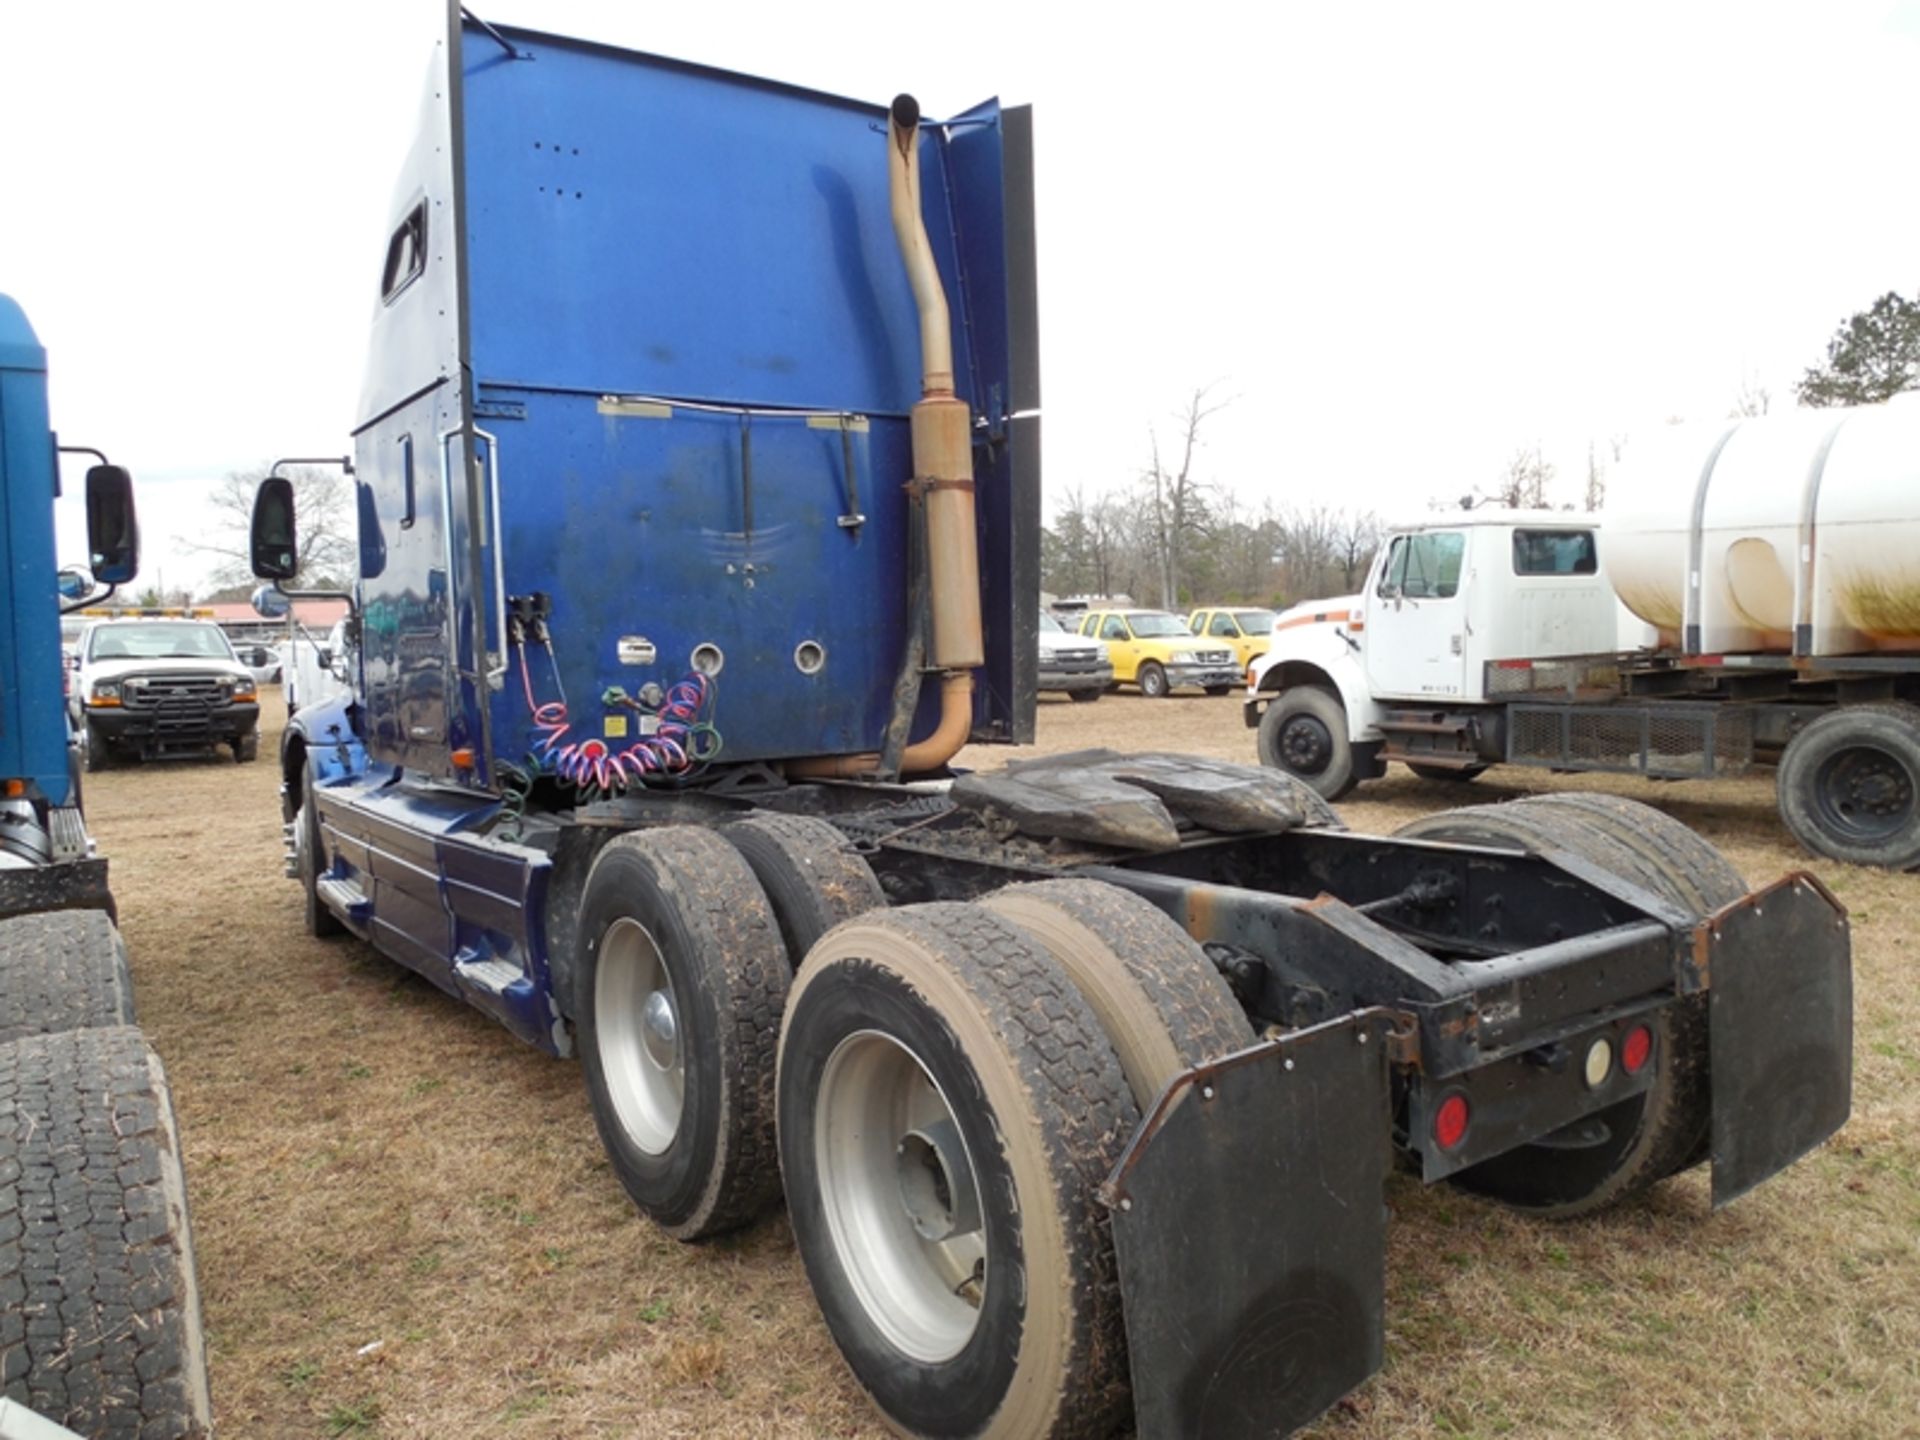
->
(1432, 1092, 1470, 1151)
(1621, 1024, 1654, 1075)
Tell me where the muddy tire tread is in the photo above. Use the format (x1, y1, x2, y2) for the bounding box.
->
(785, 902, 1138, 1439)
(981, 879, 1254, 1106)
(0, 1026, 211, 1439)
(0, 911, 135, 1045)
(585, 828, 790, 1238)
(721, 812, 885, 965)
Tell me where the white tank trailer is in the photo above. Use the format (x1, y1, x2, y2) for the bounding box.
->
(1608, 399, 1920, 658)
(1246, 397, 1920, 869)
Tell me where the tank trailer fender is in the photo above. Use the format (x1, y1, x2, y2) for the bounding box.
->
(1246, 605, 1382, 742)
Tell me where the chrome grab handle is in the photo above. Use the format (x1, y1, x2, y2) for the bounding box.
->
(473, 426, 508, 688)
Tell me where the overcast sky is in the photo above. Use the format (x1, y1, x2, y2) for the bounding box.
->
(4, 0, 1917, 595)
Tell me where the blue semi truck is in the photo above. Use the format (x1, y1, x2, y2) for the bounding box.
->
(0, 296, 210, 1438)
(253, 12, 1854, 1438)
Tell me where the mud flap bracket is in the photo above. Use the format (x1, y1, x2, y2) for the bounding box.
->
(1706, 871, 1852, 1208)
(1103, 1010, 1394, 1440)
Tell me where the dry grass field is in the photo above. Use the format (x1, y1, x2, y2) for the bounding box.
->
(87, 690, 1917, 1438)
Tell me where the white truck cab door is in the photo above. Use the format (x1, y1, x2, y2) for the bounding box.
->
(1363, 529, 1471, 701)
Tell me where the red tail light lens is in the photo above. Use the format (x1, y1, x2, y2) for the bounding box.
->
(1432, 1093, 1470, 1151)
(1621, 1024, 1654, 1075)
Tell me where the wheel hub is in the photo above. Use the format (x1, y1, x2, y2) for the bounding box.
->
(814, 1030, 989, 1362)
(1817, 745, 1917, 839)
(642, 989, 679, 1072)
(1281, 716, 1332, 774)
(596, 917, 686, 1155)
(895, 1118, 981, 1242)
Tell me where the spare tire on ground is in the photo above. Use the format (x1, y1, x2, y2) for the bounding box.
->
(0, 1025, 211, 1438)
(0, 909, 135, 1045)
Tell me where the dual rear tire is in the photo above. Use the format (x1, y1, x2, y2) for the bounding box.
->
(574, 819, 1252, 1437)
(777, 884, 1251, 1439)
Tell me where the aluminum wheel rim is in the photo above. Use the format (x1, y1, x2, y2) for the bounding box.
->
(815, 1030, 987, 1363)
(597, 917, 684, 1155)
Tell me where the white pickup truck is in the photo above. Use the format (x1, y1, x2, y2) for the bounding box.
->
(284, 617, 354, 716)
(70, 616, 262, 769)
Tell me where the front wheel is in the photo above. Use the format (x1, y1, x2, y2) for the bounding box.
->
(1776, 702, 1920, 869)
(576, 828, 789, 1239)
(778, 904, 1136, 1439)
(1068, 688, 1103, 704)
(1255, 686, 1357, 800)
(1137, 661, 1169, 699)
(1204, 684, 1233, 697)
(295, 767, 344, 939)
(84, 721, 114, 773)
(234, 730, 259, 763)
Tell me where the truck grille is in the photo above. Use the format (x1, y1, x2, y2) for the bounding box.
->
(121, 674, 224, 733)
(1199, 649, 1232, 665)
(1044, 650, 1105, 673)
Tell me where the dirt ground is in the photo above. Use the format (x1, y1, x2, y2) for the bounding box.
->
(86, 690, 1917, 1438)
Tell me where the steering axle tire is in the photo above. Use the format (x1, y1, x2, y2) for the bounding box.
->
(1256, 686, 1357, 800)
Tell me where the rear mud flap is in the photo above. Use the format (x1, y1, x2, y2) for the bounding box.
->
(1705, 873, 1852, 1208)
(1103, 1012, 1393, 1440)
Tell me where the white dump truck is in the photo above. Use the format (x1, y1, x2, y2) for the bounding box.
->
(1247, 397, 1920, 869)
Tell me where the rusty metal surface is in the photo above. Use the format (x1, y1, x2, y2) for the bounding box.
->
(1707, 871, 1852, 1208)
(1105, 1012, 1392, 1439)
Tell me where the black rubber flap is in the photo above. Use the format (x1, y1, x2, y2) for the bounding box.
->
(1708, 873, 1852, 1208)
(1105, 1013, 1391, 1439)
(956, 749, 1311, 850)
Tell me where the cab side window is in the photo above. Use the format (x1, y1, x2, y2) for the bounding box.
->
(1512, 529, 1598, 575)
(1208, 613, 1238, 637)
(1376, 538, 1408, 596)
(1101, 616, 1129, 641)
(1383, 532, 1466, 599)
(381, 202, 428, 304)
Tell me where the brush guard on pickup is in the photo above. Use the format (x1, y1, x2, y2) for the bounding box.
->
(1099, 874, 1850, 1439)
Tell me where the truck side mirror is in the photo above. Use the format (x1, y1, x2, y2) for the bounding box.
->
(56, 568, 92, 601)
(85, 465, 139, 584)
(251, 477, 298, 581)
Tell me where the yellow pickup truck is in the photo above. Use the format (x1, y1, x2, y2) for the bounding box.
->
(1076, 608, 1240, 697)
(1187, 606, 1279, 674)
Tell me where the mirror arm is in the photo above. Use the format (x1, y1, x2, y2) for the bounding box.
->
(269, 455, 354, 478)
(273, 582, 357, 614)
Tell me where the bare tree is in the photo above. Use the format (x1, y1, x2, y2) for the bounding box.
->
(1330, 509, 1382, 589)
(1142, 385, 1230, 608)
(1484, 444, 1554, 509)
(186, 464, 354, 591)
(1269, 506, 1339, 605)
(1731, 373, 1772, 418)
(1583, 440, 1606, 513)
